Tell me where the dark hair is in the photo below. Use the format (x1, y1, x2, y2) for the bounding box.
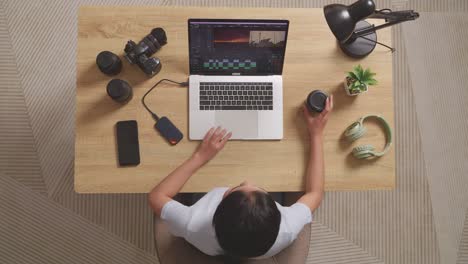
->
(213, 190, 281, 258)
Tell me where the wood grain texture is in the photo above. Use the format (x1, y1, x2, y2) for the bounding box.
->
(76, 6, 394, 193)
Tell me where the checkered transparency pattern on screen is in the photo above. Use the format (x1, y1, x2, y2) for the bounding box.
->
(203, 59, 257, 70)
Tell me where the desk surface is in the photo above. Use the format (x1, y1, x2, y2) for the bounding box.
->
(76, 6, 394, 193)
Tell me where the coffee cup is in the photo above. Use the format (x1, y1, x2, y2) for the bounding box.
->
(306, 90, 328, 113)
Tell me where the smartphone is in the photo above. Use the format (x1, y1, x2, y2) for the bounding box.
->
(116, 120, 140, 166)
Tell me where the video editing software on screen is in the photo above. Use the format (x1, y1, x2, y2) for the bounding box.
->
(189, 20, 289, 75)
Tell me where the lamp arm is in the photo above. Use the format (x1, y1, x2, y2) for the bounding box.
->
(369, 10, 419, 21)
(351, 10, 419, 38)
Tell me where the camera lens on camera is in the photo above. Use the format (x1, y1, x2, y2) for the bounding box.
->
(142, 28, 167, 53)
(151, 28, 167, 46)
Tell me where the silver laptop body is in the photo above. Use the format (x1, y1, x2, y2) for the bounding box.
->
(188, 19, 289, 140)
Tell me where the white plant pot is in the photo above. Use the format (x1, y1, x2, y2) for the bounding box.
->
(343, 77, 368, 96)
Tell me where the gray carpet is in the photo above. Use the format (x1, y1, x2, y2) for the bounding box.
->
(307, 222, 383, 264)
(1, 0, 468, 263)
(459, 210, 468, 264)
(403, 13, 468, 264)
(2, 0, 159, 253)
(0, 4, 46, 195)
(0, 172, 160, 264)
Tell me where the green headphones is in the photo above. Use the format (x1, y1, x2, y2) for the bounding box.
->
(344, 115, 393, 159)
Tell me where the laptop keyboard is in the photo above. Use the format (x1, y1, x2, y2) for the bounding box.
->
(199, 82, 273, 111)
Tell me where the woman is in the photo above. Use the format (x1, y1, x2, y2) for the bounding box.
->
(149, 96, 333, 259)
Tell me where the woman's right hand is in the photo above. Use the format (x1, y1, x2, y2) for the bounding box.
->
(192, 126, 232, 165)
(302, 95, 334, 138)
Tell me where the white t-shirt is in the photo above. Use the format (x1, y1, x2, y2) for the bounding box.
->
(161, 187, 312, 258)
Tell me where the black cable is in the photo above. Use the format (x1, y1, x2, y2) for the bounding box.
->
(141, 78, 188, 122)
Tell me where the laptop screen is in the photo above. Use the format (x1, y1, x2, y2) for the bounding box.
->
(188, 19, 289, 76)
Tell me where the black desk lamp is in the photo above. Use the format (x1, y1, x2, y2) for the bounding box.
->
(324, 0, 419, 58)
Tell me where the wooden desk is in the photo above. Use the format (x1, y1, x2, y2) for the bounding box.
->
(76, 6, 394, 193)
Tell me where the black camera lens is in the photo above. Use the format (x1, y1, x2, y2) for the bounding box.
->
(96, 51, 122, 76)
(107, 79, 133, 103)
(151, 28, 167, 46)
(141, 28, 167, 54)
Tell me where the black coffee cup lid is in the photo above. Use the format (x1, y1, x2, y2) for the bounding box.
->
(307, 90, 328, 113)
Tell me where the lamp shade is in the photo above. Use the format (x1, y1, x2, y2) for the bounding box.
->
(324, 0, 376, 43)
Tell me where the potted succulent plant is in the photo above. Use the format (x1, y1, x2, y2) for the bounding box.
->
(344, 65, 378, 96)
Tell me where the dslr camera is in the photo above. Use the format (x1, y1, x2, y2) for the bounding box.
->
(124, 28, 167, 76)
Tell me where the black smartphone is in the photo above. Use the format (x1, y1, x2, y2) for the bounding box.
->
(116, 120, 140, 166)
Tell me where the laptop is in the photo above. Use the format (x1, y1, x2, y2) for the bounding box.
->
(188, 19, 289, 140)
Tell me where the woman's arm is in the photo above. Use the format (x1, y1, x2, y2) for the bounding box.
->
(149, 127, 232, 216)
(298, 95, 333, 212)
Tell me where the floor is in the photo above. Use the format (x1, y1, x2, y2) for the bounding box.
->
(1, 1, 468, 263)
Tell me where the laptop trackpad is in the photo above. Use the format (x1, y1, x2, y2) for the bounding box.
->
(215, 111, 258, 139)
